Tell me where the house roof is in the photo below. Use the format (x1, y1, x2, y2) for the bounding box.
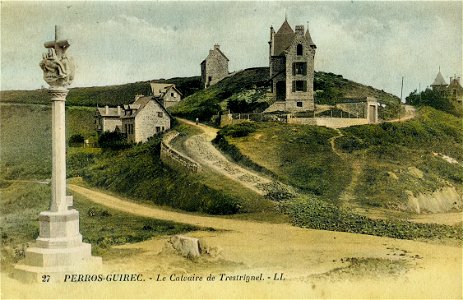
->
(276, 20, 294, 35)
(431, 71, 447, 86)
(305, 29, 316, 47)
(121, 96, 172, 120)
(448, 78, 463, 90)
(150, 83, 183, 97)
(273, 20, 317, 56)
(274, 20, 296, 56)
(201, 46, 229, 64)
(96, 107, 121, 117)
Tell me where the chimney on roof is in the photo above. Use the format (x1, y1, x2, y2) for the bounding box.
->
(295, 25, 304, 35)
(135, 94, 143, 101)
(214, 44, 220, 50)
(117, 105, 121, 115)
(105, 105, 109, 115)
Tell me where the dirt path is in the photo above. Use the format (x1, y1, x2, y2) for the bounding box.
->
(28, 183, 457, 299)
(171, 119, 294, 197)
(329, 128, 363, 207)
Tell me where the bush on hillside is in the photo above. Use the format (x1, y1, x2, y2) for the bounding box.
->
(284, 198, 463, 240)
(218, 122, 257, 137)
(406, 88, 460, 116)
(98, 131, 130, 150)
(68, 134, 85, 146)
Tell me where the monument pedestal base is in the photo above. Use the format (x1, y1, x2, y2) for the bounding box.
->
(13, 206, 102, 283)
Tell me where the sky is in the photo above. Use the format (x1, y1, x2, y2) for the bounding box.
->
(1, 1, 461, 99)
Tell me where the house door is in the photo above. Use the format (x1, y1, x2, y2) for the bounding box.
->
(276, 81, 286, 101)
(368, 105, 376, 123)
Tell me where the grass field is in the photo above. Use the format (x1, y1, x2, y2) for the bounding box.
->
(0, 104, 96, 180)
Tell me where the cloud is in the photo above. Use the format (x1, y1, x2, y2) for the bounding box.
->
(1, 1, 461, 100)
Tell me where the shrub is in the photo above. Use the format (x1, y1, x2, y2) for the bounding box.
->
(68, 133, 85, 146)
(98, 131, 130, 150)
(284, 198, 463, 240)
(218, 122, 258, 138)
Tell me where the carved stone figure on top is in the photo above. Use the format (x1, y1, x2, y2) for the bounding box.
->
(39, 26, 75, 87)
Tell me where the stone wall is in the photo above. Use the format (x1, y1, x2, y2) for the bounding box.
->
(160, 132, 200, 172)
(284, 34, 315, 111)
(135, 101, 171, 143)
(102, 117, 122, 132)
(287, 117, 369, 128)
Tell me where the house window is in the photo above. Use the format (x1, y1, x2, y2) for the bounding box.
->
(297, 44, 303, 56)
(156, 126, 161, 133)
(158, 112, 163, 118)
(208, 76, 212, 82)
(297, 102, 303, 107)
(292, 81, 307, 92)
(171, 93, 175, 97)
(293, 62, 307, 75)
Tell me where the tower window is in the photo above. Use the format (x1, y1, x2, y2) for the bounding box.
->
(293, 62, 307, 75)
(297, 44, 303, 56)
(292, 81, 307, 92)
(297, 102, 303, 107)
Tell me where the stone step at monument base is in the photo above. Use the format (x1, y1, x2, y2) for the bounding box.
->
(14, 251, 102, 283)
(21, 242, 96, 267)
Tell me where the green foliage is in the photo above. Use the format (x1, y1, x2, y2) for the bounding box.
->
(338, 107, 463, 159)
(67, 148, 101, 177)
(98, 131, 130, 150)
(69, 133, 85, 146)
(335, 106, 463, 209)
(82, 137, 240, 215)
(284, 198, 463, 240)
(406, 88, 461, 116)
(218, 122, 258, 137)
(0, 76, 201, 107)
(170, 68, 269, 121)
(223, 123, 351, 201)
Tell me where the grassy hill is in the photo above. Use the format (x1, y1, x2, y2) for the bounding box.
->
(170, 67, 402, 121)
(0, 76, 201, 107)
(219, 107, 462, 212)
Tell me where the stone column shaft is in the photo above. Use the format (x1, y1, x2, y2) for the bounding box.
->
(50, 88, 68, 212)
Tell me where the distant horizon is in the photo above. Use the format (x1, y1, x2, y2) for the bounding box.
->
(1, 1, 461, 99)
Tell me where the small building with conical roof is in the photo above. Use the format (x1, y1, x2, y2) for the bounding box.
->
(266, 19, 316, 112)
(431, 71, 448, 91)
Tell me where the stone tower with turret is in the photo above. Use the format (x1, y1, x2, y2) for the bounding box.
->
(267, 19, 316, 112)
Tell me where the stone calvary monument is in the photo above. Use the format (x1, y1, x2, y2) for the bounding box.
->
(14, 26, 101, 282)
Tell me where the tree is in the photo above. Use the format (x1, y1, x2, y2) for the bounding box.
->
(406, 88, 456, 115)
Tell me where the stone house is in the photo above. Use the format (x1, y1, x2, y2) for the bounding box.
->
(266, 19, 316, 112)
(121, 95, 171, 143)
(201, 44, 229, 88)
(95, 105, 123, 133)
(150, 82, 183, 108)
(431, 70, 463, 104)
(447, 77, 463, 104)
